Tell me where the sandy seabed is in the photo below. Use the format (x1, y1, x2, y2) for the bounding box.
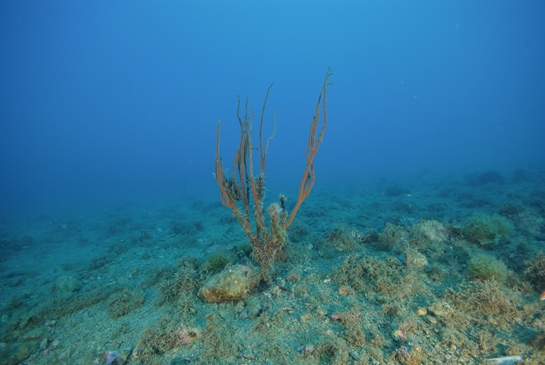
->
(1, 167, 545, 365)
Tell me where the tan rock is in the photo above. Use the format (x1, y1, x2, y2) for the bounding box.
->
(338, 286, 355, 295)
(405, 251, 428, 268)
(428, 302, 452, 317)
(198, 264, 257, 303)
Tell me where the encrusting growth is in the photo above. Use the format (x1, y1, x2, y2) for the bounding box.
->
(215, 68, 333, 280)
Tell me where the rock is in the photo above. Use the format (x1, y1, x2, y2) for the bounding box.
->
(338, 286, 356, 295)
(40, 338, 48, 350)
(405, 251, 428, 268)
(286, 268, 302, 282)
(198, 264, 257, 303)
(428, 302, 452, 317)
(54, 276, 82, 299)
(104, 348, 132, 364)
(22, 328, 43, 342)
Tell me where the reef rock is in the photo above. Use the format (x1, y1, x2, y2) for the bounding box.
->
(198, 264, 256, 303)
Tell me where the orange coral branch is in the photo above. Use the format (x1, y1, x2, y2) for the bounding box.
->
(283, 68, 333, 229)
(215, 120, 237, 211)
(259, 82, 275, 175)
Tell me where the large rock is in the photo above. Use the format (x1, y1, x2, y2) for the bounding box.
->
(198, 264, 257, 303)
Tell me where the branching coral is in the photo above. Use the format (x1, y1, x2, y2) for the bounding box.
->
(214, 69, 332, 280)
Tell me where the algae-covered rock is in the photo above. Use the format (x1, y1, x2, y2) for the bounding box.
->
(464, 213, 513, 246)
(405, 251, 428, 268)
(198, 264, 257, 303)
(54, 276, 82, 299)
(468, 253, 508, 283)
(412, 220, 448, 245)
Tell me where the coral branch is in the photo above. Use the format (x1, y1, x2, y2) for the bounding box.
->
(215, 69, 332, 280)
(284, 67, 333, 228)
(260, 82, 276, 175)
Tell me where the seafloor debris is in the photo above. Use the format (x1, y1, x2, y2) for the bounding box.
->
(483, 355, 523, 364)
(104, 348, 132, 365)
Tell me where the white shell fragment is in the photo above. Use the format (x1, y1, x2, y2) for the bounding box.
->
(483, 356, 522, 365)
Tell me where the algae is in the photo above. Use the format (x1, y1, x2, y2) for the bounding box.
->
(468, 253, 508, 283)
(464, 212, 514, 246)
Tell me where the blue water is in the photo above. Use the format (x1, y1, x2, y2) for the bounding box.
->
(1, 1, 543, 217)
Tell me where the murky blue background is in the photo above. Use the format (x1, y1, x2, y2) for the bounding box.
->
(1, 1, 544, 216)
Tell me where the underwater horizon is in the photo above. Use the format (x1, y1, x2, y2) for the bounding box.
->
(1, 1, 545, 364)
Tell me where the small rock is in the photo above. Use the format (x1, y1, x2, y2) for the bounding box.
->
(22, 328, 43, 342)
(349, 351, 361, 361)
(54, 276, 82, 300)
(40, 338, 48, 350)
(270, 286, 281, 296)
(104, 348, 132, 365)
(338, 286, 355, 295)
(286, 269, 302, 282)
(405, 251, 428, 267)
(428, 302, 452, 317)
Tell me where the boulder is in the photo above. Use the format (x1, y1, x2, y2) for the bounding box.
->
(198, 264, 257, 303)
